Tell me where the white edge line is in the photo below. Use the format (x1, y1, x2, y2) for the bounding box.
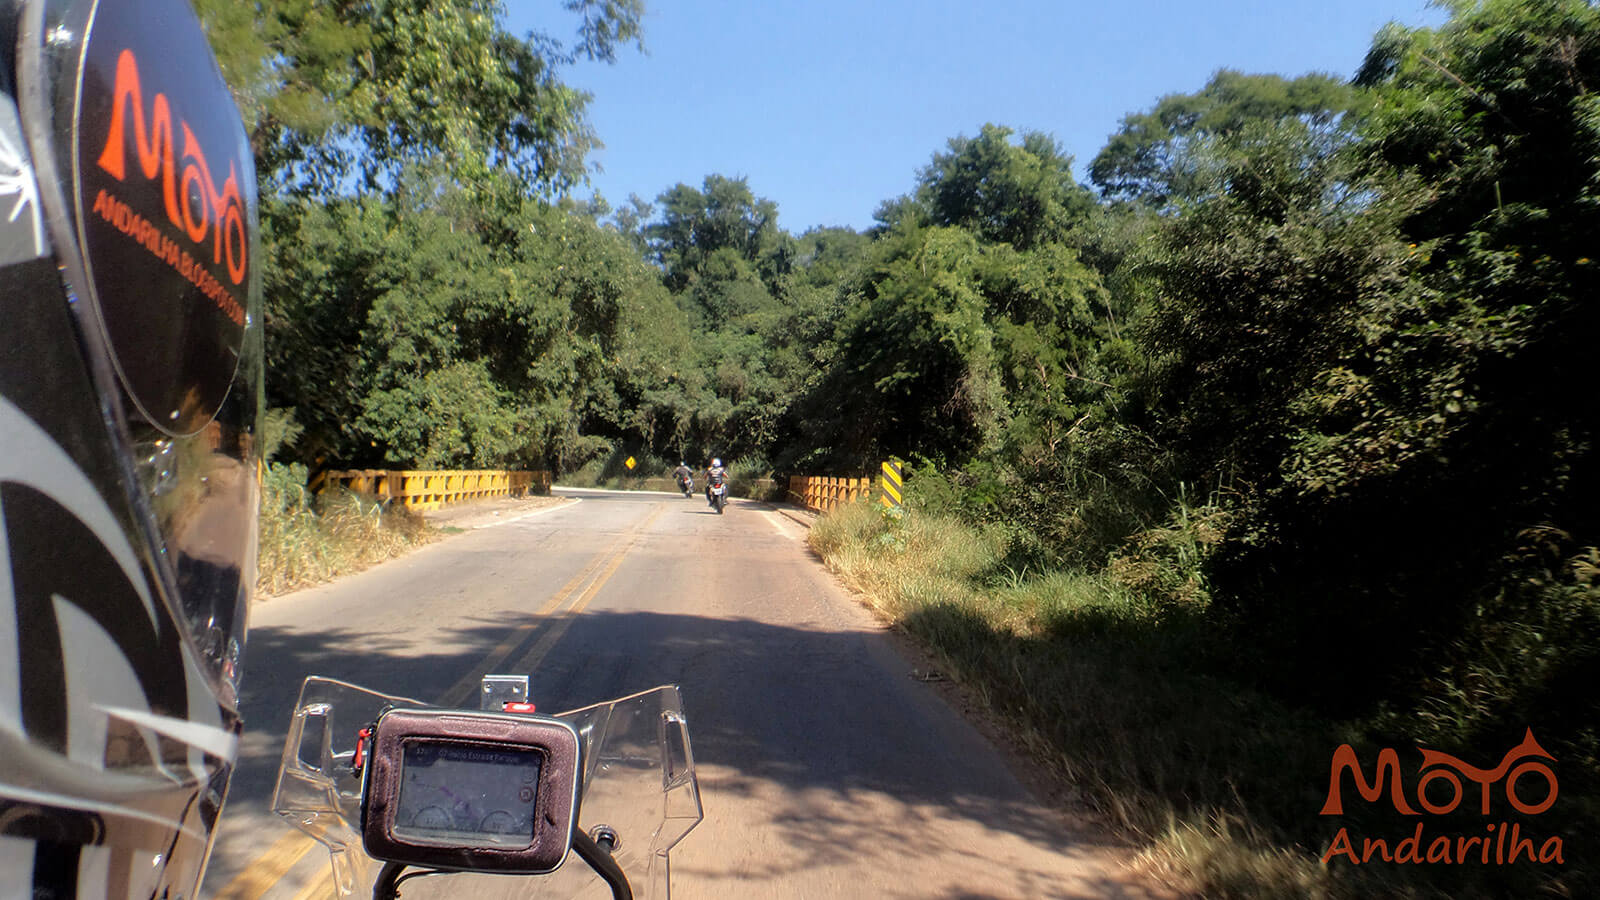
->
(761, 510, 797, 540)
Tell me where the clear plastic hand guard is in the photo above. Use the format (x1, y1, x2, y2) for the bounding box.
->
(271, 677, 703, 899)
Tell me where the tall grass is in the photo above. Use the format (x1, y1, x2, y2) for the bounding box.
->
(810, 499, 1579, 899)
(257, 462, 436, 596)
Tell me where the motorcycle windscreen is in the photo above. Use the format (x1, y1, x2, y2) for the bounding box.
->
(274, 681, 703, 900)
(25, 0, 263, 699)
(0, 0, 259, 895)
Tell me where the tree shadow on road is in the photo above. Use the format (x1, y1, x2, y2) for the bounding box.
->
(225, 608, 1176, 899)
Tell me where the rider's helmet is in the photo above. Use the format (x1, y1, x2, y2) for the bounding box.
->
(1, 0, 262, 895)
(712, 458, 722, 468)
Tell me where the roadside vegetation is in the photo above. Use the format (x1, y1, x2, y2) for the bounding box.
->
(257, 462, 435, 596)
(810, 497, 1338, 896)
(813, 482, 1590, 899)
(208, 0, 1596, 895)
(256, 412, 436, 596)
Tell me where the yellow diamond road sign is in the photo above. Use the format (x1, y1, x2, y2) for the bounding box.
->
(625, 456, 636, 470)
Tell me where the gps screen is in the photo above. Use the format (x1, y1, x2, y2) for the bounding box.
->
(392, 742, 543, 846)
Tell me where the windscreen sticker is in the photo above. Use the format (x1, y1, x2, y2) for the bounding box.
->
(73, 0, 256, 436)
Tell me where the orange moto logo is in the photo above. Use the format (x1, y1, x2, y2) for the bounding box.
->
(95, 48, 248, 287)
(1321, 729, 1557, 817)
(1320, 730, 1563, 866)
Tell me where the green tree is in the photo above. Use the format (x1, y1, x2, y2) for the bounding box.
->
(263, 185, 681, 471)
(606, 192, 657, 255)
(196, 0, 643, 197)
(1089, 70, 1357, 207)
(197, 1, 660, 473)
(916, 124, 1096, 250)
(259, 195, 392, 465)
(803, 127, 1113, 478)
(649, 175, 785, 296)
(1132, 118, 1398, 491)
(1118, 1, 1600, 739)
(811, 226, 1003, 464)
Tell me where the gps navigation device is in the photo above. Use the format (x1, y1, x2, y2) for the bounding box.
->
(360, 707, 582, 874)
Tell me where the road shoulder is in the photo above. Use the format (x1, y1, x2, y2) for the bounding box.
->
(795, 513, 1195, 898)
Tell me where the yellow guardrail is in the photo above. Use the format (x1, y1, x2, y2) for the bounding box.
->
(311, 469, 552, 510)
(788, 474, 873, 513)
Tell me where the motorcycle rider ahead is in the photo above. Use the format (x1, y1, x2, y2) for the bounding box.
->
(705, 458, 727, 507)
(673, 461, 694, 496)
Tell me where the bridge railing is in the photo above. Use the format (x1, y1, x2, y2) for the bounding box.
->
(788, 475, 873, 513)
(311, 469, 552, 511)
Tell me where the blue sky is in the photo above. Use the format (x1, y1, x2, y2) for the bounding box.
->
(505, 0, 1448, 233)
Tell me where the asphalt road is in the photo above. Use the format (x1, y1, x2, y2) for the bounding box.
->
(201, 489, 1174, 900)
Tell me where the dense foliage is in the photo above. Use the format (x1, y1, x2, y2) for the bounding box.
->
(205, 1, 1598, 894)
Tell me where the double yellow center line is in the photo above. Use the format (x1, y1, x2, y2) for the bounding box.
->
(437, 502, 665, 707)
(213, 502, 664, 900)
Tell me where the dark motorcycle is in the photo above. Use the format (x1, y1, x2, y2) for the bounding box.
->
(676, 473, 693, 497)
(708, 473, 728, 514)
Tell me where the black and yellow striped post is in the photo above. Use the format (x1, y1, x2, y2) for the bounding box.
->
(879, 460, 904, 510)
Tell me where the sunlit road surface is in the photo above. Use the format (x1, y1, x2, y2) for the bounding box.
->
(202, 489, 1175, 900)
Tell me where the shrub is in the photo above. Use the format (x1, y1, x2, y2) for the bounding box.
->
(257, 463, 434, 596)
